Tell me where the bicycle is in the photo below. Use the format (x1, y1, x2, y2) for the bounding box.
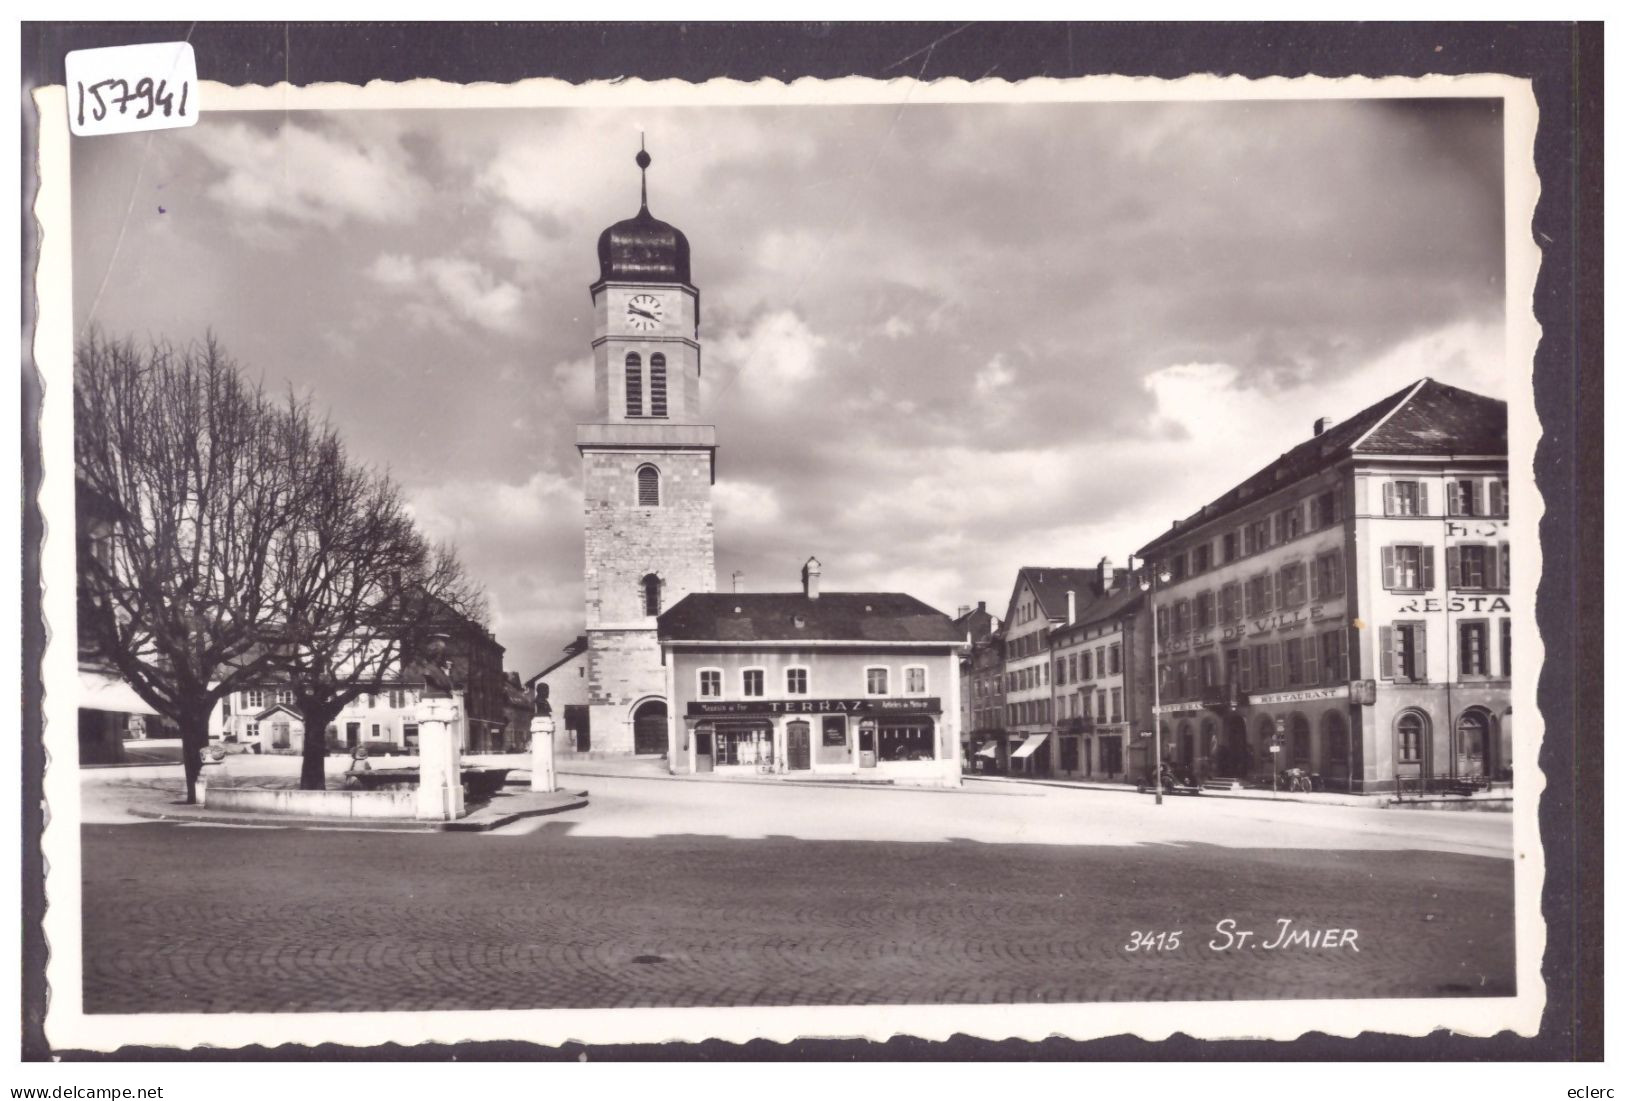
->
(1280, 766, 1313, 793)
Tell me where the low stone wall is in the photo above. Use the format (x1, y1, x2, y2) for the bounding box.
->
(200, 780, 418, 819)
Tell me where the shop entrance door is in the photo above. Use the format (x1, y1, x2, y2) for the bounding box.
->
(857, 722, 877, 767)
(694, 724, 714, 773)
(786, 720, 811, 771)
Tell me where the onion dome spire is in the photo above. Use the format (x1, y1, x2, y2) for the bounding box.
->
(594, 136, 692, 286)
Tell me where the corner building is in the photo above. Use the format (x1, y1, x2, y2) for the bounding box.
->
(1135, 378, 1509, 793)
(576, 150, 717, 755)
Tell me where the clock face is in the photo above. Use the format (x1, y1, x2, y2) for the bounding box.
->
(625, 293, 665, 331)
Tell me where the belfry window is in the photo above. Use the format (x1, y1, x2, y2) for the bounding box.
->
(636, 464, 660, 506)
(650, 353, 668, 417)
(625, 353, 643, 417)
(642, 574, 662, 617)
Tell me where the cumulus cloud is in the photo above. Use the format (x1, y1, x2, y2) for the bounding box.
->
(710, 309, 826, 402)
(366, 253, 524, 335)
(180, 117, 424, 229)
(974, 354, 1016, 396)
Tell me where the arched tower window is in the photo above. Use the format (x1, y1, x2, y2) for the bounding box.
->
(649, 353, 668, 417)
(642, 573, 663, 617)
(636, 464, 660, 506)
(625, 352, 643, 417)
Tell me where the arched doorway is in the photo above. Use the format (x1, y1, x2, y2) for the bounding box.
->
(1289, 712, 1312, 770)
(1395, 708, 1429, 785)
(1322, 710, 1351, 792)
(1455, 708, 1490, 780)
(1200, 717, 1218, 778)
(632, 699, 668, 756)
(1176, 720, 1194, 770)
(1256, 715, 1277, 776)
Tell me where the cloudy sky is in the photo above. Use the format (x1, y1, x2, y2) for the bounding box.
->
(70, 94, 1508, 676)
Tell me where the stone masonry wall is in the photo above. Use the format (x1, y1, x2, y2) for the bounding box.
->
(586, 630, 667, 754)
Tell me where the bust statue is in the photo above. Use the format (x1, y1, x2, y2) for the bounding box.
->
(533, 681, 552, 716)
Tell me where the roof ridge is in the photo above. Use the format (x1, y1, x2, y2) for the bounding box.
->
(1347, 376, 1431, 452)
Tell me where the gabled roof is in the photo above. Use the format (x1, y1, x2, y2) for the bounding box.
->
(1052, 583, 1144, 642)
(528, 636, 589, 684)
(1008, 566, 1132, 624)
(1138, 378, 1506, 557)
(253, 703, 302, 722)
(658, 592, 960, 644)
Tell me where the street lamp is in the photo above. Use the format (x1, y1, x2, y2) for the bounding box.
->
(1131, 554, 1173, 806)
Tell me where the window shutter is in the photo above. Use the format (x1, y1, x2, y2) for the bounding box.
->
(1304, 634, 1320, 686)
(1488, 479, 1504, 516)
(1500, 542, 1510, 589)
(1382, 482, 1395, 516)
(1422, 546, 1436, 590)
(1269, 643, 1283, 688)
(1238, 648, 1252, 691)
(1381, 546, 1396, 590)
(1308, 496, 1321, 530)
(1484, 545, 1501, 592)
(1332, 487, 1344, 523)
(1307, 558, 1320, 602)
(1332, 550, 1345, 596)
(1445, 546, 1461, 590)
(1446, 481, 1461, 516)
(1379, 627, 1394, 679)
(1413, 623, 1428, 681)
(1262, 573, 1275, 613)
(1417, 481, 1429, 515)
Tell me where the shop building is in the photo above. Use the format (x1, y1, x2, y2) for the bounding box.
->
(1047, 560, 1148, 783)
(1134, 377, 1508, 793)
(996, 564, 1132, 776)
(658, 559, 964, 787)
(952, 602, 1004, 773)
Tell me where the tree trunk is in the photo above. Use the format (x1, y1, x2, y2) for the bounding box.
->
(298, 703, 344, 790)
(178, 712, 210, 805)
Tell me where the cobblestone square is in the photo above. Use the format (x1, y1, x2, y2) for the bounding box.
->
(79, 769, 1515, 1013)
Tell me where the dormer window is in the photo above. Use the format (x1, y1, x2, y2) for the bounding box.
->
(637, 464, 660, 506)
(625, 352, 643, 417)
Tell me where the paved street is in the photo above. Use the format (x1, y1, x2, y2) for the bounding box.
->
(79, 764, 1515, 1013)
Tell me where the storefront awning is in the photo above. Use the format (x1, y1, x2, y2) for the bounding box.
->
(1011, 733, 1049, 759)
(975, 741, 999, 758)
(77, 670, 158, 716)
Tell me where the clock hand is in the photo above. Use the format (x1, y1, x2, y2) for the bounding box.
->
(629, 307, 657, 320)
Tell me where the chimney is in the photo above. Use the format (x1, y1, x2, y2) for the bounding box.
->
(1066, 589, 1077, 625)
(801, 556, 822, 600)
(1098, 555, 1114, 591)
(957, 604, 972, 619)
(1314, 415, 1336, 437)
(977, 601, 986, 613)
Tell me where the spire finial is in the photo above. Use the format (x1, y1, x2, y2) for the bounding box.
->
(635, 133, 651, 211)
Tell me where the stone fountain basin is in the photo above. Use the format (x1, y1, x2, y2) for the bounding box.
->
(347, 766, 512, 801)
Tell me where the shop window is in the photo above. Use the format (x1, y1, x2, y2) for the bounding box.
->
(1381, 622, 1428, 683)
(785, 667, 808, 695)
(1458, 620, 1490, 676)
(625, 353, 643, 417)
(1396, 710, 1427, 763)
(641, 573, 662, 616)
(741, 669, 765, 697)
(1060, 737, 1079, 772)
(1384, 480, 1426, 516)
(1100, 736, 1123, 775)
(878, 718, 935, 761)
(904, 666, 927, 694)
(716, 723, 772, 766)
(649, 354, 668, 417)
(1381, 544, 1434, 591)
(865, 667, 889, 695)
(698, 669, 722, 698)
(636, 464, 661, 507)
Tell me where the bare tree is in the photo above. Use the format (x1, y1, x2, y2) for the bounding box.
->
(74, 333, 295, 803)
(269, 399, 485, 790)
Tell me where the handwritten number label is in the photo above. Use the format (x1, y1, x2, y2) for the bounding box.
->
(65, 42, 198, 136)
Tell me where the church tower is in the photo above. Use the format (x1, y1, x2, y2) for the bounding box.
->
(577, 143, 717, 754)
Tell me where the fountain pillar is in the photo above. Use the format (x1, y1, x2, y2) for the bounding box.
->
(415, 696, 465, 820)
(530, 715, 557, 793)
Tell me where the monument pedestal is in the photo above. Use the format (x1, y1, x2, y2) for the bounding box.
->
(415, 697, 465, 821)
(530, 716, 557, 793)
